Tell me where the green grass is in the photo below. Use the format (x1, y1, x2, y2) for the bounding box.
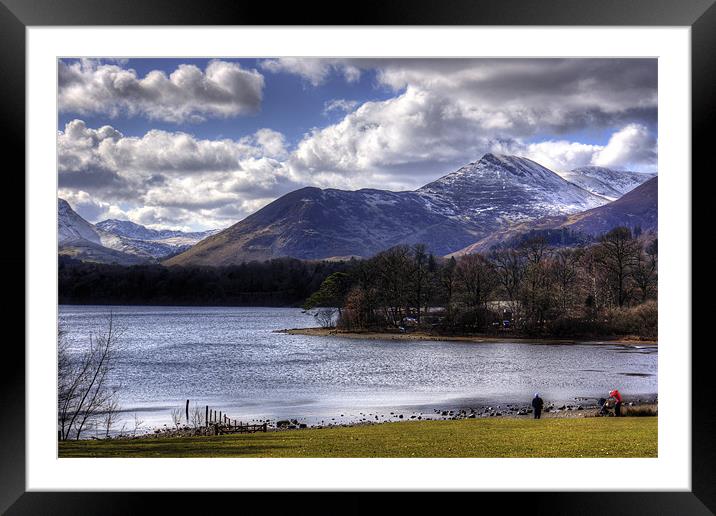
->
(58, 417, 657, 458)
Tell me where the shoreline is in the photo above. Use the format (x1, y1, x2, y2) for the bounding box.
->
(90, 401, 658, 442)
(276, 327, 658, 346)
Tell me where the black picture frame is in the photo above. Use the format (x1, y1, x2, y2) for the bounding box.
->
(2, 0, 712, 513)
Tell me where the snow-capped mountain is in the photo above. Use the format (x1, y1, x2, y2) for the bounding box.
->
(58, 199, 148, 265)
(63, 154, 655, 267)
(96, 219, 217, 244)
(96, 219, 218, 258)
(58, 198, 103, 246)
(417, 154, 609, 225)
(558, 166, 656, 201)
(58, 199, 220, 263)
(166, 154, 615, 266)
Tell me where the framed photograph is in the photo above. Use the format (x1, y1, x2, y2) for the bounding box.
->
(4, 0, 712, 512)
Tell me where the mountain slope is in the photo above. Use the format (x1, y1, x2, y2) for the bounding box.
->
(59, 238, 150, 265)
(58, 198, 103, 245)
(558, 166, 656, 201)
(560, 175, 657, 235)
(166, 154, 614, 266)
(454, 176, 658, 254)
(164, 187, 481, 266)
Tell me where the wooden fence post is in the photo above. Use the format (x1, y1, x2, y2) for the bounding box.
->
(205, 405, 209, 427)
(186, 399, 189, 423)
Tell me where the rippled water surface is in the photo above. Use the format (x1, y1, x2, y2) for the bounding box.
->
(59, 305, 657, 429)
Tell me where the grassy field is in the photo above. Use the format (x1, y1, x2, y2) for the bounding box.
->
(59, 417, 657, 458)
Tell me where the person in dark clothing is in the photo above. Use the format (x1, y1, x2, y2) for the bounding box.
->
(531, 393, 544, 419)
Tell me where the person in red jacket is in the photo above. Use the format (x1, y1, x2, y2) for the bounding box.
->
(609, 389, 623, 417)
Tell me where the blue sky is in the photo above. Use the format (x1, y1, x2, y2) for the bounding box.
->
(57, 58, 657, 231)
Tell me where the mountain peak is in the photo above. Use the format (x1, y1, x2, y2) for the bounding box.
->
(479, 152, 509, 163)
(416, 153, 608, 229)
(476, 153, 548, 176)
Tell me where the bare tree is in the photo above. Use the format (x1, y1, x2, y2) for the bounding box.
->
(314, 307, 338, 328)
(552, 248, 583, 317)
(374, 246, 412, 326)
(132, 412, 145, 437)
(595, 227, 640, 307)
(455, 254, 497, 309)
(170, 406, 184, 429)
(489, 248, 524, 318)
(410, 244, 429, 324)
(518, 237, 555, 330)
(101, 398, 121, 438)
(440, 256, 458, 313)
(58, 313, 124, 440)
(631, 239, 658, 302)
(190, 403, 205, 428)
(340, 286, 369, 329)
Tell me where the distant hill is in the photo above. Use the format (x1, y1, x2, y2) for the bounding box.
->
(165, 153, 611, 266)
(453, 176, 658, 255)
(59, 199, 147, 265)
(58, 199, 220, 264)
(96, 219, 217, 244)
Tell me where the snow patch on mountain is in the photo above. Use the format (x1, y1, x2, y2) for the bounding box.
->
(95, 219, 217, 243)
(558, 166, 656, 201)
(94, 219, 219, 259)
(59, 199, 222, 262)
(58, 198, 103, 245)
(417, 153, 609, 226)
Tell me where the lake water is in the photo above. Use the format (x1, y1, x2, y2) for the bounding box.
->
(58, 305, 657, 432)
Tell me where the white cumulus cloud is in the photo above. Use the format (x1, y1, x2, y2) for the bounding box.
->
(59, 59, 265, 123)
(58, 120, 300, 229)
(592, 124, 657, 170)
(260, 58, 362, 86)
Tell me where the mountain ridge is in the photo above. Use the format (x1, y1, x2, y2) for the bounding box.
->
(165, 153, 641, 266)
(557, 166, 655, 201)
(58, 199, 220, 263)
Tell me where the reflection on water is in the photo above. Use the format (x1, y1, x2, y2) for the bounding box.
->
(59, 305, 657, 429)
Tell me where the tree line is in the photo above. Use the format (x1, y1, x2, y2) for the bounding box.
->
(58, 256, 351, 306)
(303, 227, 658, 339)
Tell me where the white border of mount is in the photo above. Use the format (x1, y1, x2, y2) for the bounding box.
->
(27, 26, 690, 491)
